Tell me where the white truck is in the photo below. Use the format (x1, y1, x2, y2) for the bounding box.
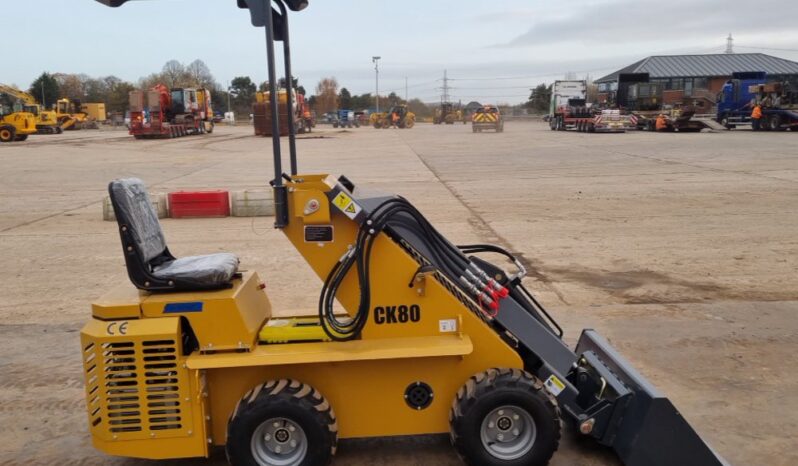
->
(549, 80, 634, 132)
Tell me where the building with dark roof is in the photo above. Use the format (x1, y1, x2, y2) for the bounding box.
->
(595, 53, 798, 105)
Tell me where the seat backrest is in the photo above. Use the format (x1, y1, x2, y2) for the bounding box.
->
(108, 178, 167, 264)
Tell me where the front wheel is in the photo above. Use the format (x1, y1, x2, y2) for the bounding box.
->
(450, 368, 561, 466)
(0, 125, 16, 143)
(227, 379, 338, 466)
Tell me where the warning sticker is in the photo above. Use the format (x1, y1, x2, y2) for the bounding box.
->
(544, 375, 565, 397)
(332, 192, 362, 220)
(332, 192, 352, 210)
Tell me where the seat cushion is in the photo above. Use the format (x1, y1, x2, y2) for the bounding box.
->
(152, 253, 239, 287)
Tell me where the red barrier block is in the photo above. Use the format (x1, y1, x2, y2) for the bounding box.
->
(168, 190, 230, 218)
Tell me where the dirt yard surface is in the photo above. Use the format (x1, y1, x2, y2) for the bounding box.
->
(0, 122, 795, 465)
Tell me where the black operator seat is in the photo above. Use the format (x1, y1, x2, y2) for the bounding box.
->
(108, 178, 240, 292)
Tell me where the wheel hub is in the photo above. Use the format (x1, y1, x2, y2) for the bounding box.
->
(251, 417, 307, 466)
(480, 405, 537, 460)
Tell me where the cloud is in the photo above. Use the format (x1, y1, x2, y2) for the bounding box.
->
(505, 0, 798, 47)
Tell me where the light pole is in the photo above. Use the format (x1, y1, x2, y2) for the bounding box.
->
(227, 81, 232, 124)
(372, 56, 381, 113)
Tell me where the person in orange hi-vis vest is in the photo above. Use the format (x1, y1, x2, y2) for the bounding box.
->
(655, 114, 669, 132)
(751, 103, 763, 131)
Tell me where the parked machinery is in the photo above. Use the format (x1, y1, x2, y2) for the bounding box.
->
(90, 2, 730, 466)
(616, 75, 719, 132)
(55, 98, 103, 130)
(332, 109, 359, 128)
(434, 102, 463, 125)
(0, 91, 37, 142)
(255, 89, 314, 135)
(129, 84, 214, 139)
(371, 104, 415, 128)
(0, 84, 62, 134)
(717, 71, 798, 131)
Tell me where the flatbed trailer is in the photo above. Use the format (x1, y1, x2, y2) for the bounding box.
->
(131, 120, 211, 139)
(551, 109, 635, 133)
(633, 110, 722, 132)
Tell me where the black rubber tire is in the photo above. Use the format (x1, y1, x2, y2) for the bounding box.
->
(227, 379, 337, 466)
(770, 114, 784, 131)
(450, 368, 561, 466)
(0, 125, 16, 143)
(15, 134, 28, 141)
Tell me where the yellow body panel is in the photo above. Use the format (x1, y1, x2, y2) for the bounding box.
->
(190, 334, 472, 369)
(80, 317, 210, 459)
(92, 284, 144, 320)
(140, 271, 271, 352)
(0, 112, 37, 137)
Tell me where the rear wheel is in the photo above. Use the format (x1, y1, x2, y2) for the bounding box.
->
(227, 379, 337, 466)
(450, 368, 561, 466)
(769, 114, 783, 131)
(15, 134, 28, 141)
(0, 126, 16, 143)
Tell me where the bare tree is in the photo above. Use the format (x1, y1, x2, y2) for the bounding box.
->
(162, 60, 187, 88)
(186, 59, 215, 88)
(55, 73, 85, 101)
(314, 77, 339, 114)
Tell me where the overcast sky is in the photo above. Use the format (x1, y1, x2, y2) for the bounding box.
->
(5, 0, 798, 104)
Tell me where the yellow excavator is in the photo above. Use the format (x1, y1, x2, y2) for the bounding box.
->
(0, 84, 62, 134)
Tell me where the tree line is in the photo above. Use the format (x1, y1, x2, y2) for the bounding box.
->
(20, 59, 433, 118)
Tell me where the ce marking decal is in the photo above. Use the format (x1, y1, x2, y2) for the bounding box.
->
(107, 321, 129, 335)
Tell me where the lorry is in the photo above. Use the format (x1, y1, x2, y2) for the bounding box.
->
(548, 80, 635, 132)
(129, 84, 214, 139)
(717, 72, 798, 131)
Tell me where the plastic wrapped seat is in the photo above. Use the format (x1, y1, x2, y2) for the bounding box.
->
(108, 178, 240, 291)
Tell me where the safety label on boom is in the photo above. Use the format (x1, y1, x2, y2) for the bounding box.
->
(332, 192, 362, 220)
(544, 375, 565, 397)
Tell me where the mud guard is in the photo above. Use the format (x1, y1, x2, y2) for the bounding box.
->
(576, 330, 730, 466)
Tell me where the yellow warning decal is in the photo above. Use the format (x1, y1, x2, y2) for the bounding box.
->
(332, 191, 363, 220)
(332, 192, 352, 210)
(544, 374, 565, 396)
